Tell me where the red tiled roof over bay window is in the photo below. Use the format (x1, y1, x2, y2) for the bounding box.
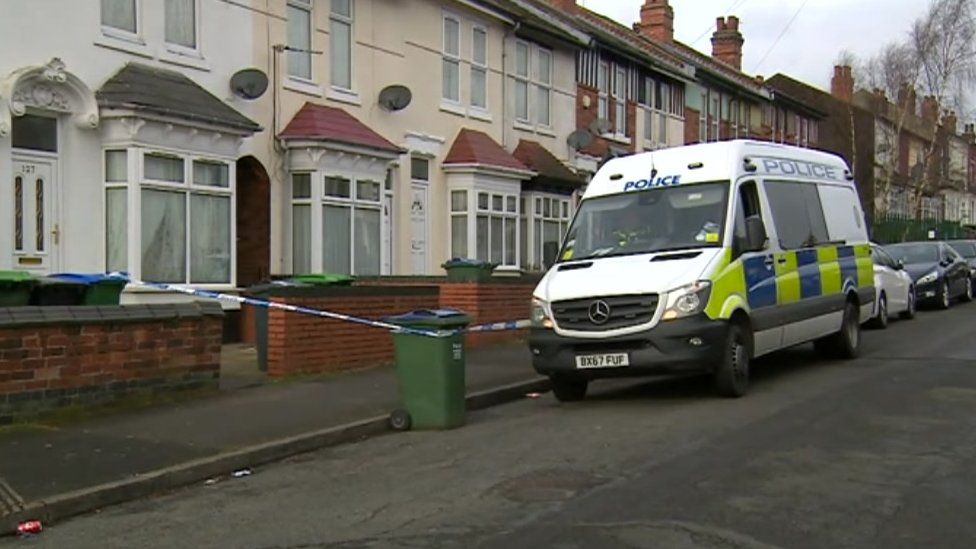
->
(443, 129, 531, 173)
(512, 140, 584, 189)
(279, 102, 402, 153)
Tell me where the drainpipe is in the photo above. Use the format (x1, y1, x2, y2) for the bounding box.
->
(502, 21, 521, 148)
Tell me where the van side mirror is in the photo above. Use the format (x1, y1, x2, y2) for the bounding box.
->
(744, 215, 767, 252)
(543, 242, 559, 269)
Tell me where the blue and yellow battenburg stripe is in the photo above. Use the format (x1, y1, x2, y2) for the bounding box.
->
(704, 243, 872, 320)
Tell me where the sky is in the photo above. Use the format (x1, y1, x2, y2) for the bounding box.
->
(580, 0, 931, 92)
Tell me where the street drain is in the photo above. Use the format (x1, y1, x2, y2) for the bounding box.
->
(492, 468, 607, 502)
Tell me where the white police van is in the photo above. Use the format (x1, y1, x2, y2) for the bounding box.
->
(529, 140, 873, 400)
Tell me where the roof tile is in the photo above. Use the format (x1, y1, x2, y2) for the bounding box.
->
(279, 102, 402, 153)
(444, 129, 531, 172)
(512, 140, 583, 189)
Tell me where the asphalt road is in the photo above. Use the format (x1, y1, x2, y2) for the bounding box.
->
(8, 302, 976, 549)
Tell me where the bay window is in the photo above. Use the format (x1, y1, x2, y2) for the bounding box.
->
(330, 0, 353, 90)
(290, 173, 384, 276)
(104, 148, 234, 285)
(523, 193, 572, 271)
(449, 187, 519, 268)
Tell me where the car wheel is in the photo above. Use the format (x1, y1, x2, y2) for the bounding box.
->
(713, 323, 750, 398)
(814, 300, 861, 359)
(868, 293, 888, 329)
(899, 286, 917, 320)
(550, 375, 588, 402)
(939, 280, 952, 309)
(962, 277, 973, 303)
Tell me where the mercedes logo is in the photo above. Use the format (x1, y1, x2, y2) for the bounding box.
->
(588, 300, 611, 325)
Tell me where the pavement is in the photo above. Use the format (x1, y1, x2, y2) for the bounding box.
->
(10, 301, 976, 548)
(0, 339, 546, 533)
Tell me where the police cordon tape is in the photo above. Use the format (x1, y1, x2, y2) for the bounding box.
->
(103, 273, 530, 338)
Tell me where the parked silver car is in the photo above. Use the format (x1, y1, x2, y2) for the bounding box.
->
(868, 243, 916, 328)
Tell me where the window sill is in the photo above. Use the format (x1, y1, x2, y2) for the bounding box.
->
(94, 34, 153, 59)
(283, 78, 323, 97)
(513, 120, 534, 132)
(159, 49, 211, 72)
(603, 134, 631, 145)
(439, 101, 466, 117)
(536, 126, 556, 138)
(469, 108, 493, 122)
(327, 87, 362, 106)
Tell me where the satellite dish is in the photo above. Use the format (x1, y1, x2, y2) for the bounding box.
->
(378, 85, 412, 111)
(589, 118, 612, 135)
(230, 68, 269, 100)
(567, 129, 593, 149)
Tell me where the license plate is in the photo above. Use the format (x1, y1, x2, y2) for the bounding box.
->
(575, 353, 630, 369)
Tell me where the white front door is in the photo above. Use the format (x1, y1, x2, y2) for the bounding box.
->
(409, 183, 428, 274)
(12, 157, 58, 273)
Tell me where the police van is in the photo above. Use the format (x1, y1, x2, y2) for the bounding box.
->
(529, 140, 873, 400)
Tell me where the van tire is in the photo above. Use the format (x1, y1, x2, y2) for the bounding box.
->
(713, 323, 750, 398)
(814, 300, 860, 359)
(550, 375, 588, 402)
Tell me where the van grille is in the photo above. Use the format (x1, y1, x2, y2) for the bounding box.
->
(551, 294, 659, 332)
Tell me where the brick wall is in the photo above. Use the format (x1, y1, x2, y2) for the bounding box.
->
(0, 302, 223, 423)
(265, 286, 439, 377)
(261, 278, 538, 377)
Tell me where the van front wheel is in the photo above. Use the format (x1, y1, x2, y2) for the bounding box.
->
(549, 375, 588, 402)
(713, 323, 750, 398)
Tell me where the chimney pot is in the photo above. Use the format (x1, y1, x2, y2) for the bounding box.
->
(635, 0, 675, 43)
(711, 14, 745, 70)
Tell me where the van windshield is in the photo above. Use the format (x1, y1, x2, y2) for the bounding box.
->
(559, 182, 729, 262)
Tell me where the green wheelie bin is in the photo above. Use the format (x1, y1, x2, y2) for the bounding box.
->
(0, 270, 36, 306)
(49, 273, 128, 305)
(385, 309, 471, 430)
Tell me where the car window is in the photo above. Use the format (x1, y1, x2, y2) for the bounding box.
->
(950, 241, 976, 258)
(886, 243, 939, 263)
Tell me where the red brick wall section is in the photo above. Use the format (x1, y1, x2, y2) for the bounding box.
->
(440, 282, 536, 347)
(0, 314, 222, 422)
(266, 292, 439, 377)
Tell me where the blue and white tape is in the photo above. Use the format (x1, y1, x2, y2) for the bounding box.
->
(106, 273, 529, 338)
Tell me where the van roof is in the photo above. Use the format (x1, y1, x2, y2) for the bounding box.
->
(584, 140, 853, 200)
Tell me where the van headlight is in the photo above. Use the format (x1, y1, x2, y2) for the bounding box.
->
(917, 270, 938, 285)
(531, 298, 553, 328)
(662, 281, 712, 321)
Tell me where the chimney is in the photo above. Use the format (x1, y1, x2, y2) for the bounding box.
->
(921, 96, 940, 125)
(943, 110, 958, 133)
(711, 16, 744, 70)
(831, 65, 854, 102)
(897, 83, 916, 116)
(634, 0, 674, 43)
(964, 123, 976, 144)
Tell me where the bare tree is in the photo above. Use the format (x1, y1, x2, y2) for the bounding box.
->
(855, 0, 976, 229)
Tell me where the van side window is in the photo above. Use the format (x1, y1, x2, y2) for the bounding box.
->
(732, 181, 761, 257)
(763, 181, 829, 249)
(818, 185, 866, 243)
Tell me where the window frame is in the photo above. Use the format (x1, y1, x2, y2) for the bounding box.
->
(441, 14, 462, 104)
(100, 0, 142, 42)
(598, 61, 610, 126)
(612, 65, 627, 137)
(534, 46, 553, 128)
(163, 0, 200, 56)
(329, 0, 355, 92)
(470, 25, 489, 111)
(286, 0, 314, 82)
(523, 192, 572, 271)
(514, 40, 532, 123)
(103, 147, 236, 286)
(448, 184, 521, 268)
